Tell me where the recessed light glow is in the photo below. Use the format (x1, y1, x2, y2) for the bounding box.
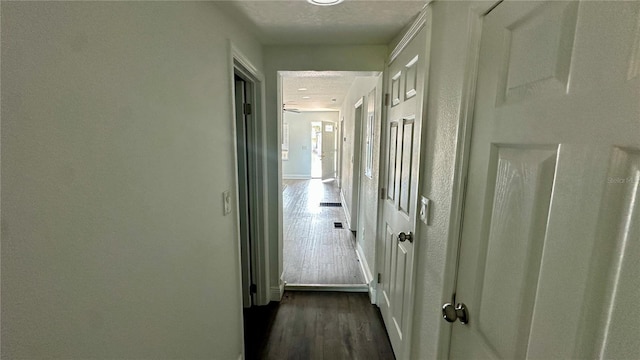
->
(298, 88, 308, 91)
(302, 96, 311, 99)
(307, 0, 344, 6)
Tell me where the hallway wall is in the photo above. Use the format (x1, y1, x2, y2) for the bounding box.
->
(1, 2, 262, 358)
(264, 45, 387, 300)
(338, 76, 383, 287)
(339, 77, 379, 231)
(355, 77, 384, 290)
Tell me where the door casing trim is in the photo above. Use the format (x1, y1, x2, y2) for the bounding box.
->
(229, 40, 270, 308)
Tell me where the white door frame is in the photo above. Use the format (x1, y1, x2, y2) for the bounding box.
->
(229, 41, 270, 308)
(349, 97, 365, 231)
(321, 120, 337, 180)
(437, 1, 514, 358)
(376, 20, 428, 360)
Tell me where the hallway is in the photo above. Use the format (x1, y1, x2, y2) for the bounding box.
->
(244, 291, 394, 360)
(283, 179, 365, 285)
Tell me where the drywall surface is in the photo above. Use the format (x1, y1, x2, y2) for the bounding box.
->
(409, 2, 487, 359)
(1, 2, 262, 358)
(339, 77, 379, 234)
(264, 45, 387, 299)
(355, 76, 383, 284)
(282, 111, 338, 179)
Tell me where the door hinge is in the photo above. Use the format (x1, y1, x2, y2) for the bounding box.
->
(380, 188, 386, 199)
(249, 284, 257, 294)
(384, 93, 390, 107)
(377, 273, 382, 284)
(244, 103, 252, 115)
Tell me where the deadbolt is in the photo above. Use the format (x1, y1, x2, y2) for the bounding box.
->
(442, 302, 469, 324)
(398, 232, 413, 243)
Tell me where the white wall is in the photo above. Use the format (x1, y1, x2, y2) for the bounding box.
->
(282, 111, 338, 179)
(355, 77, 384, 289)
(264, 45, 387, 299)
(1, 2, 262, 358)
(339, 77, 380, 233)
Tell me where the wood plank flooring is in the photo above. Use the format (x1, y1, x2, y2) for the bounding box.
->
(283, 179, 365, 284)
(244, 291, 395, 360)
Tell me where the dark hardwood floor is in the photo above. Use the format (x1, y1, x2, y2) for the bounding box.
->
(283, 179, 365, 284)
(244, 291, 395, 360)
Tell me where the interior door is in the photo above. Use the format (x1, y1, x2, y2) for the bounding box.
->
(378, 25, 428, 360)
(321, 121, 336, 180)
(450, 1, 640, 359)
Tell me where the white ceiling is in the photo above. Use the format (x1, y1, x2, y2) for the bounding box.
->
(214, 0, 427, 45)
(216, 0, 424, 111)
(282, 71, 380, 111)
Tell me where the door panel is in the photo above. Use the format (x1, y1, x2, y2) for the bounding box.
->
(381, 224, 394, 309)
(398, 118, 414, 215)
(386, 122, 399, 201)
(378, 22, 429, 359)
(382, 225, 394, 307)
(578, 147, 640, 359)
(451, 2, 640, 359)
(475, 145, 557, 359)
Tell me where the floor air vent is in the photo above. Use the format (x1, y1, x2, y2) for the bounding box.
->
(334, 222, 344, 229)
(319, 202, 342, 207)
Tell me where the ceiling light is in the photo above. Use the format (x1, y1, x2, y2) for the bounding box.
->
(298, 88, 308, 91)
(302, 96, 311, 99)
(307, 0, 344, 6)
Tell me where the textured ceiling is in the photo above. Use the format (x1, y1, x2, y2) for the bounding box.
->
(282, 71, 380, 111)
(214, 0, 427, 45)
(216, 1, 423, 111)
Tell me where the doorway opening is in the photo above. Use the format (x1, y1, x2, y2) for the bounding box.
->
(234, 72, 256, 308)
(311, 121, 322, 179)
(231, 45, 269, 311)
(279, 71, 380, 291)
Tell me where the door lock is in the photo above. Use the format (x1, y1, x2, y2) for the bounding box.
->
(398, 232, 413, 243)
(442, 302, 469, 324)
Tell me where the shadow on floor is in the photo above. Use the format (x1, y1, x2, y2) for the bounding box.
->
(244, 291, 395, 360)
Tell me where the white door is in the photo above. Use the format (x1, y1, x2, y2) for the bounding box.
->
(450, 1, 640, 359)
(321, 121, 336, 180)
(378, 25, 428, 360)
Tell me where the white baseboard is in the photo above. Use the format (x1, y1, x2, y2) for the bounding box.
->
(270, 273, 285, 301)
(283, 174, 311, 180)
(270, 283, 284, 302)
(340, 190, 352, 230)
(356, 243, 377, 304)
(369, 283, 377, 305)
(285, 283, 369, 292)
(356, 243, 373, 283)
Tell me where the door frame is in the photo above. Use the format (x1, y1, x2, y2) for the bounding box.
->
(320, 120, 337, 180)
(374, 9, 430, 359)
(229, 41, 270, 308)
(371, 4, 438, 358)
(234, 73, 255, 308)
(437, 1, 505, 358)
(349, 97, 365, 231)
